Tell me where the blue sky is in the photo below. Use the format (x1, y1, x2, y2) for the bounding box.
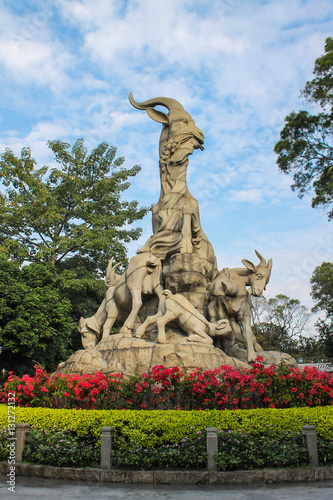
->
(0, 0, 332, 331)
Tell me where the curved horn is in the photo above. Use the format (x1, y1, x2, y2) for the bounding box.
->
(106, 257, 121, 285)
(129, 92, 184, 112)
(255, 250, 266, 266)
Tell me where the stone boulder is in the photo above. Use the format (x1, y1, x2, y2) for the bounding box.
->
(224, 345, 298, 368)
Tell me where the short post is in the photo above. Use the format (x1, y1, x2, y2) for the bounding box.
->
(302, 425, 319, 468)
(15, 423, 30, 463)
(206, 427, 218, 472)
(100, 426, 114, 470)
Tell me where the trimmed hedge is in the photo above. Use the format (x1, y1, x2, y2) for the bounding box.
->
(1, 404, 332, 448)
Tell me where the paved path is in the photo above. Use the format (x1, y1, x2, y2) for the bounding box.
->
(1, 477, 333, 500)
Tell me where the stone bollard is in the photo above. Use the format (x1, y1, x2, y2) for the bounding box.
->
(302, 425, 319, 468)
(100, 427, 114, 470)
(206, 427, 218, 472)
(15, 423, 30, 463)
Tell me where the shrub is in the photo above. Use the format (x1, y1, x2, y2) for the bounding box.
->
(112, 430, 207, 470)
(22, 426, 99, 467)
(1, 422, 333, 470)
(2, 359, 333, 411)
(0, 426, 9, 461)
(216, 428, 308, 470)
(1, 405, 333, 450)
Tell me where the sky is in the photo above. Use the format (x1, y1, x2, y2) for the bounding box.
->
(0, 0, 332, 333)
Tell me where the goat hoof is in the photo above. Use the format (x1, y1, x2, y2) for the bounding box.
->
(119, 326, 132, 337)
(135, 327, 145, 338)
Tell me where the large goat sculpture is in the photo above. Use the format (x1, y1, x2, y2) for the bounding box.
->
(129, 93, 217, 279)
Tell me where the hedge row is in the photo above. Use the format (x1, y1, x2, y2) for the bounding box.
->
(1, 404, 332, 449)
(4, 424, 331, 470)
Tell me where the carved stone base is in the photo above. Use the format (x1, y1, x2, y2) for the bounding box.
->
(224, 345, 298, 368)
(54, 332, 249, 377)
(163, 253, 207, 314)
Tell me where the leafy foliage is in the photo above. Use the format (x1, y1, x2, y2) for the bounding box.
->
(0, 257, 74, 374)
(112, 430, 207, 470)
(1, 403, 333, 457)
(274, 37, 333, 220)
(1, 418, 333, 470)
(311, 262, 333, 360)
(23, 426, 99, 467)
(311, 262, 333, 315)
(217, 428, 308, 470)
(0, 139, 149, 365)
(251, 294, 317, 360)
(0, 139, 149, 273)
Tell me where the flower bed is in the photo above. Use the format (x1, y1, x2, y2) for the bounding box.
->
(2, 358, 333, 410)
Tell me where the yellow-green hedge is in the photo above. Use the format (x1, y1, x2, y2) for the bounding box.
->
(1, 404, 332, 448)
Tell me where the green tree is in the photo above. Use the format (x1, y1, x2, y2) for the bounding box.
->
(274, 37, 333, 220)
(0, 139, 149, 272)
(311, 262, 333, 359)
(0, 255, 74, 375)
(0, 139, 150, 364)
(251, 294, 318, 360)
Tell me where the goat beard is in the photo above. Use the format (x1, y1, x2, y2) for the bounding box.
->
(170, 135, 203, 165)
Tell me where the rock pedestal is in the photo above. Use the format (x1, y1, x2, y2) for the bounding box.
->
(55, 332, 249, 377)
(163, 254, 207, 314)
(224, 345, 298, 368)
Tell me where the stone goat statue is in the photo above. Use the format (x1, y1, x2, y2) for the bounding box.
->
(79, 253, 164, 348)
(129, 93, 217, 279)
(135, 289, 232, 345)
(207, 250, 272, 362)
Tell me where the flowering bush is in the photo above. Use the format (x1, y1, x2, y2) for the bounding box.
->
(2, 358, 333, 410)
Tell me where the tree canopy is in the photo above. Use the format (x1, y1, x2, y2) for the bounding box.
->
(311, 262, 333, 359)
(274, 37, 333, 220)
(0, 139, 149, 274)
(0, 138, 150, 373)
(0, 255, 74, 374)
(250, 294, 326, 362)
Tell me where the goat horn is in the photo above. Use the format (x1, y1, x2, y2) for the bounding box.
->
(106, 258, 121, 280)
(129, 92, 184, 112)
(255, 250, 266, 266)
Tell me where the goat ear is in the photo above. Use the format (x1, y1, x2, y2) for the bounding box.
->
(146, 107, 169, 124)
(241, 259, 255, 272)
(267, 258, 273, 271)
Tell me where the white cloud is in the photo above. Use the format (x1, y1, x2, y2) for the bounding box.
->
(229, 189, 265, 203)
(0, 39, 71, 90)
(0, 0, 332, 323)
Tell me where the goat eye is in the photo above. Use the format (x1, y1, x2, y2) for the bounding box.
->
(181, 118, 188, 124)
